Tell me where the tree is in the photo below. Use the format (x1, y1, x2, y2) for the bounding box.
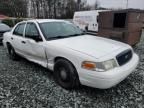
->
(0, 0, 91, 18)
(45, 0, 53, 18)
(77, 0, 81, 11)
(94, 0, 100, 9)
(0, 0, 28, 17)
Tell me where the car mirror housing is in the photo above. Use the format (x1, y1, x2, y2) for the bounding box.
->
(32, 35, 43, 42)
(26, 35, 43, 42)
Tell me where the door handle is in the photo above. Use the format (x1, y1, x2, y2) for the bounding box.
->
(21, 41, 26, 44)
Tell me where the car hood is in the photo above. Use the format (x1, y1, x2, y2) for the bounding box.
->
(48, 35, 129, 58)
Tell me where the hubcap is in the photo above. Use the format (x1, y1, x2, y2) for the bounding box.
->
(59, 68, 68, 81)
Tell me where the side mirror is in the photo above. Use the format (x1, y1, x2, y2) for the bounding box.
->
(26, 34, 43, 42)
(31, 31, 43, 42)
(32, 35, 43, 42)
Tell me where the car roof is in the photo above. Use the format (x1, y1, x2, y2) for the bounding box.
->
(26, 19, 69, 23)
(0, 23, 10, 31)
(0, 23, 8, 26)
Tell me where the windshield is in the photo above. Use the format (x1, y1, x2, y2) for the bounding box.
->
(39, 22, 84, 40)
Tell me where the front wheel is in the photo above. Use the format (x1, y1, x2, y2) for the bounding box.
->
(54, 59, 80, 89)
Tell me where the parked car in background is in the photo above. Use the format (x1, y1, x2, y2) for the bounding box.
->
(3, 19, 139, 89)
(0, 23, 10, 44)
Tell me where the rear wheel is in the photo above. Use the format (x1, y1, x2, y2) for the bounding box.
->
(54, 59, 80, 89)
(7, 44, 19, 60)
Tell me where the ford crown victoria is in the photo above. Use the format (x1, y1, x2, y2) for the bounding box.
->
(3, 19, 139, 89)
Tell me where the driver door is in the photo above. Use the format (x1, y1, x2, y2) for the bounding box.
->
(22, 22, 47, 67)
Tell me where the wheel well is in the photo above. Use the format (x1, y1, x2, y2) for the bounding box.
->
(55, 57, 68, 62)
(54, 57, 77, 71)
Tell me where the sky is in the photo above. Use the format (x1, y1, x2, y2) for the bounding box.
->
(86, 0, 144, 9)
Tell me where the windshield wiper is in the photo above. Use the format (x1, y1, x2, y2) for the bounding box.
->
(67, 32, 86, 37)
(47, 36, 67, 40)
(47, 33, 85, 40)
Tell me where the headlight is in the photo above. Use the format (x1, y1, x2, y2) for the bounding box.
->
(102, 59, 117, 71)
(82, 59, 117, 72)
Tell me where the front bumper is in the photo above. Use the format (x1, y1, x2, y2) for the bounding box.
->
(79, 53, 139, 89)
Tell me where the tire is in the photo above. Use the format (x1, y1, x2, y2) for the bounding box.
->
(7, 44, 19, 60)
(54, 59, 80, 89)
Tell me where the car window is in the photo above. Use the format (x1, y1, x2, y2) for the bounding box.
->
(13, 23, 25, 36)
(25, 23, 42, 42)
(25, 23, 39, 38)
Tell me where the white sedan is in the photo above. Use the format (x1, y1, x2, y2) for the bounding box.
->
(3, 19, 139, 89)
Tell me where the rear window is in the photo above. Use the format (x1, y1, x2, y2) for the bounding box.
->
(13, 23, 25, 36)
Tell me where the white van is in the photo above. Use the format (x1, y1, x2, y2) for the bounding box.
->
(73, 10, 107, 32)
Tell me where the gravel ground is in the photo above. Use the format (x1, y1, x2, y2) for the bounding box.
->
(0, 34, 144, 108)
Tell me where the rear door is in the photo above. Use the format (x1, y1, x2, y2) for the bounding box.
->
(11, 23, 27, 55)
